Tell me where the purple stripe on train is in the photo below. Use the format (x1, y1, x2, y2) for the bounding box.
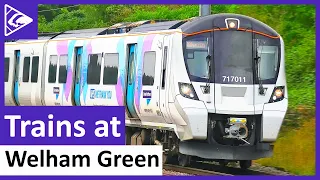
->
(56, 40, 76, 103)
(56, 41, 68, 55)
(65, 40, 76, 102)
(116, 38, 125, 106)
(135, 34, 156, 113)
(56, 40, 68, 104)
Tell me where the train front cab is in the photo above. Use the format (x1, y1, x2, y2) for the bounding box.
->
(170, 14, 288, 161)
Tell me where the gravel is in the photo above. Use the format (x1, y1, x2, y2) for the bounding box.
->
(163, 169, 193, 176)
(249, 163, 294, 176)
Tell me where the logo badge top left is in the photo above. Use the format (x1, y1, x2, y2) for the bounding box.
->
(4, 4, 33, 37)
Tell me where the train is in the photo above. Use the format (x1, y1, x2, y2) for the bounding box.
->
(5, 13, 288, 169)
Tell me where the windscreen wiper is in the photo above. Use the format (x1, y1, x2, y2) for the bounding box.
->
(205, 54, 212, 94)
(255, 51, 265, 95)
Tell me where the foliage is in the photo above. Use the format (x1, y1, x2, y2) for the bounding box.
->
(255, 118, 315, 175)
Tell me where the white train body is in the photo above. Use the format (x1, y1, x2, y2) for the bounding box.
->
(5, 14, 288, 161)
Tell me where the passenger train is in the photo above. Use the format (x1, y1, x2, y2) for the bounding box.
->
(5, 13, 288, 169)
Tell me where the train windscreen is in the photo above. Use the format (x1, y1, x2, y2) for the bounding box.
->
(213, 31, 253, 85)
(182, 30, 281, 85)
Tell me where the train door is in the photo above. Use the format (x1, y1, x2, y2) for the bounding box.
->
(159, 35, 172, 123)
(13, 50, 20, 105)
(138, 36, 165, 123)
(18, 52, 33, 105)
(126, 44, 138, 118)
(4, 52, 15, 106)
(73, 47, 83, 106)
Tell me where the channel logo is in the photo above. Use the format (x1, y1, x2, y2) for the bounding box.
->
(4, 4, 33, 37)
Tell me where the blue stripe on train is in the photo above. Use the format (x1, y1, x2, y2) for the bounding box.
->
(14, 51, 20, 105)
(127, 44, 137, 117)
(74, 47, 83, 106)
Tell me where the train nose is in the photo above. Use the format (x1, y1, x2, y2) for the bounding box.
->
(215, 85, 255, 114)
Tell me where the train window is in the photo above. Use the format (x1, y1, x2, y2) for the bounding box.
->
(257, 45, 279, 80)
(5, 57, 10, 82)
(58, 55, 68, 83)
(128, 52, 135, 85)
(75, 53, 82, 84)
(214, 31, 253, 84)
(253, 35, 281, 84)
(31, 56, 39, 83)
(22, 57, 31, 82)
(142, 51, 156, 86)
(161, 46, 168, 89)
(48, 55, 58, 83)
(183, 33, 212, 83)
(87, 54, 102, 84)
(103, 53, 119, 85)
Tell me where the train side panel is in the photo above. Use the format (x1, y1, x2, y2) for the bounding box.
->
(5, 42, 45, 106)
(43, 39, 84, 106)
(17, 43, 32, 105)
(261, 36, 288, 142)
(170, 32, 209, 140)
(19, 42, 45, 106)
(135, 34, 167, 124)
(79, 37, 122, 106)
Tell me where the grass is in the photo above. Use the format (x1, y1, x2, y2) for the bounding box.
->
(255, 117, 315, 175)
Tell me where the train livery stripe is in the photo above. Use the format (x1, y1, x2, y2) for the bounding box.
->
(65, 40, 76, 102)
(134, 34, 156, 113)
(14, 81, 19, 105)
(14, 51, 20, 105)
(127, 44, 137, 116)
(56, 40, 67, 105)
(81, 40, 92, 105)
(74, 47, 83, 106)
(56, 40, 76, 104)
(116, 38, 125, 106)
(133, 36, 144, 113)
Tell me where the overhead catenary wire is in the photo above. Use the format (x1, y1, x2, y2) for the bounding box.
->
(38, 5, 81, 13)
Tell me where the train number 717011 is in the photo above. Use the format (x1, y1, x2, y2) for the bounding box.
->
(222, 76, 246, 83)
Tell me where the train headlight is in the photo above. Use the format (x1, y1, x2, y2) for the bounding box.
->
(178, 82, 199, 100)
(229, 22, 236, 28)
(269, 86, 285, 103)
(226, 19, 239, 29)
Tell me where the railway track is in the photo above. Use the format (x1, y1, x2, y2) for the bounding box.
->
(163, 162, 293, 176)
(163, 164, 233, 176)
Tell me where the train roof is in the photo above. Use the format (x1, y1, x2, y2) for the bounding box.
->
(128, 20, 186, 33)
(179, 13, 279, 37)
(5, 13, 280, 43)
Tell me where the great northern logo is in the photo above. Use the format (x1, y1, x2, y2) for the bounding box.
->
(143, 90, 152, 98)
(4, 4, 33, 37)
(90, 89, 112, 99)
(53, 87, 60, 100)
(143, 90, 152, 105)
